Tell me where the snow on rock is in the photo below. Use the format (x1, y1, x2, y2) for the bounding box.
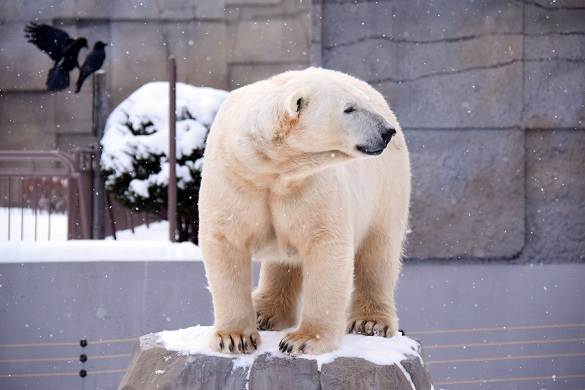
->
(157, 325, 421, 371)
(120, 326, 433, 389)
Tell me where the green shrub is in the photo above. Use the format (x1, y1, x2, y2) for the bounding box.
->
(101, 82, 228, 243)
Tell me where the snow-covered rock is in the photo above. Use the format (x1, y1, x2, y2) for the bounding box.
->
(118, 326, 433, 390)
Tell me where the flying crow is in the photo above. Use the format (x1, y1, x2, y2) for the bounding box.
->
(75, 41, 107, 93)
(24, 22, 88, 92)
(24, 22, 73, 63)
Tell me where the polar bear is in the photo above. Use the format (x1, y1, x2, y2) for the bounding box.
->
(198, 67, 410, 355)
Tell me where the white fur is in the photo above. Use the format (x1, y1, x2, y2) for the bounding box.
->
(199, 68, 411, 355)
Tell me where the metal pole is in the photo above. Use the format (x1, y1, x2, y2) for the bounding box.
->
(92, 70, 107, 239)
(78, 151, 93, 240)
(168, 56, 177, 242)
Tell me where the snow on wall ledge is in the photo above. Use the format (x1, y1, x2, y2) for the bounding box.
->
(119, 326, 434, 390)
(0, 221, 203, 262)
(0, 241, 202, 262)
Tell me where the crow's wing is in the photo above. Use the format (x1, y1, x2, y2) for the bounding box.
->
(24, 22, 73, 62)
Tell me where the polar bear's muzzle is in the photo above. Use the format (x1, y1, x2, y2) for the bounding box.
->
(356, 127, 396, 156)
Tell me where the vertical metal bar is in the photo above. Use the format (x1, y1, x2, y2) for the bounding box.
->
(20, 177, 24, 241)
(128, 210, 135, 234)
(47, 177, 52, 241)
(33, 177, 38, 241)
(92, 70, 107, 239)
(47, 199, 51, 241)
(104, 192, 117, 240)
(168, 56, 177, 242)
(71, 150, 93, 240)
(7, 179, 11, 241)
(66, 172, 74, 240)
(80, 152, 93, 239)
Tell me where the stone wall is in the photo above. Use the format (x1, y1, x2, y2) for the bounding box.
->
(313, 0, 585, 262)
(0, 0, 310, 150)
(1, 0, 583, 263)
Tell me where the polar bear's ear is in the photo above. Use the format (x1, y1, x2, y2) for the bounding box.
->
(274, 89, 309, 140)
(286, 90, 308, 119)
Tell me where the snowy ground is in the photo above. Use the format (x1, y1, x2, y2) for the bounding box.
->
(0, 209, 201, 262)
(0, 207, 68, 241)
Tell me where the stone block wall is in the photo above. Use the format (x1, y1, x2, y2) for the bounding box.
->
(0, 0, 310, 150)
(1, 0, 583, 263)
(313, 0, 585, 262)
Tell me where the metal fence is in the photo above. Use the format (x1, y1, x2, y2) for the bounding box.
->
(0, 149, 159, 241)
(0, 150, 92, 240)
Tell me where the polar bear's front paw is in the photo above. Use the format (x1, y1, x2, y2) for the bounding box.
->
(347, 318, 397, 338)
(278, 330, 340, 356)
(209, 329, 260, 354)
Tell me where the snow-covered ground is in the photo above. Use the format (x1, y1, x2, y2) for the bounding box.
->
(0, 210, 201, 262)
(0, 207, 68, 241)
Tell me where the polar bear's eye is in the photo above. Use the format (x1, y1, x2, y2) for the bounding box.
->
(344, 106, 356, 114)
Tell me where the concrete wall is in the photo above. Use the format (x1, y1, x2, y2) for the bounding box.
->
(1, 261, 584, 389)
(313, 0, 585, 262)
(0, 0, 310, 150)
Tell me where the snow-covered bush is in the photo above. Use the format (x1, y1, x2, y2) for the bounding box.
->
(101, 82, 228, 243)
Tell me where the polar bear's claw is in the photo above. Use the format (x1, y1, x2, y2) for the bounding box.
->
(256, 313, 274, 330)
(210, 330, 260, 354)
(254, 302, 297, 331)
(279, 340, 294, 354)
(347, 319, 394, 337)
(278, 331, 339, 355)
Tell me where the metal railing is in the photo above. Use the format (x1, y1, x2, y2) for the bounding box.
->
(0, 150, 93, 240)
(0, 149, 161, 241)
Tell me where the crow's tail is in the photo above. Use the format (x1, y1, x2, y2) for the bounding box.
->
(74, 71, 88, 93)
(46, 66, 70, 91)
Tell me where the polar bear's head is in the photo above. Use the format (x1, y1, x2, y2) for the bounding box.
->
(272, 70, 397, 160)
(226, 68, 402, 181)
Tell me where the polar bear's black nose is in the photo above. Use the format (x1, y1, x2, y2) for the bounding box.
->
(382, 128, 396, 146)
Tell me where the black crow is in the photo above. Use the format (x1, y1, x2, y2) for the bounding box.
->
(75, 41, 107, 93)
(46, 38, 88, 91)
(24, 22, 88, 92)
(24, 22, 73, 63)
